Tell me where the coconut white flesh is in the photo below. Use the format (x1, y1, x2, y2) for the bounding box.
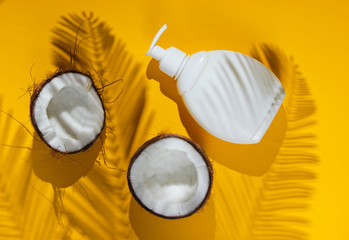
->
(129, 137, 210, 218)
(33, 72, 104, 152)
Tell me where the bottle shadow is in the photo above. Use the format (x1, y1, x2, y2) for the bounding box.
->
(129, 196, 216, 240)
(146, 59, 287, 176)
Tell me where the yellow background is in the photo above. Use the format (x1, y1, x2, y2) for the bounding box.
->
(0, 0, 348, 239)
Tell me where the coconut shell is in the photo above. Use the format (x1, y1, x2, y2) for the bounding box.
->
(30, 70, 106, 154)
(127, 133, 213, 219)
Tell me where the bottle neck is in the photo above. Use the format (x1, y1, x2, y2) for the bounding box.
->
(174, 55, 190, 80)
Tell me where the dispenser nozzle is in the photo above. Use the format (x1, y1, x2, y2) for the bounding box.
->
(146, 24, 168, 60)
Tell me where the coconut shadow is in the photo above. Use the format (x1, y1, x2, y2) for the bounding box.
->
(31, 129, 105, 188)
(129, 196, 216, 240)
(146, 59, 287, 176)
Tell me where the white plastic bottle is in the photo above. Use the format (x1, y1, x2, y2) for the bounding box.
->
(147, 24, 285, 144)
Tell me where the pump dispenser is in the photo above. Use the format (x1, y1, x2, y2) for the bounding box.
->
(147, 24, 285, 144)
(146, 25, 189, 79)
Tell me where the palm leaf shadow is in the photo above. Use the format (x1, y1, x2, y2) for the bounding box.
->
(47, 12, 153, 239)
(250, 44, 317, 239)
(0, 99, 26, 239)
(0, 99, 69, 239)
(215, 45, 318, 240)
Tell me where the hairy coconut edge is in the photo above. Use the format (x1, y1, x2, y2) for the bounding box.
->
(29, 70, 107, 154)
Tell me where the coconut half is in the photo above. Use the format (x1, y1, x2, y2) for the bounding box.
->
(30, 70, 105, 154)
(128, 134, 213, 219)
